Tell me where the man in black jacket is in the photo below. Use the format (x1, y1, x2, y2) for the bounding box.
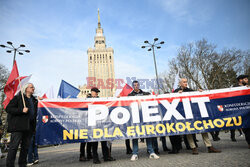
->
(87, 87, 115, 164)
(125, 80, 150, 155)
(170, 78, 198, 153)
(128, 81, 159, 161)
(235, 75, 250, 148)
(175, 78, 221, 155)
(6, 83, 38, 167)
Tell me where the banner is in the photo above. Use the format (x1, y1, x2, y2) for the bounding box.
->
(37, 87, 250, 145)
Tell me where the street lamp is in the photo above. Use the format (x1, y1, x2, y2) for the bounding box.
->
(0, 41, 30, 66)
(141, 38, 164, 94)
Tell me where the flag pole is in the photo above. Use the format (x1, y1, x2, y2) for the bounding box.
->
(18, 76, 26, 108)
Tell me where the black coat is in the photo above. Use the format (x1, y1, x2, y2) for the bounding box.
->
(128, 89, 150, 96)
(174, 87, 194, 93)
(6, 93, 38, 133)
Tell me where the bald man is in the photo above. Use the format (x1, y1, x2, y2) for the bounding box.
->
(174, 78, 221, 155)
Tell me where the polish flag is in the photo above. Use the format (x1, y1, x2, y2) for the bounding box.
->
(3, 61, 19, 108)
(2, 61, 32, 109)
(115, 83, 133, 97)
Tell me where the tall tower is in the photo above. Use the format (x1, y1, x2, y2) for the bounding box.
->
(87, 9, 115, 97)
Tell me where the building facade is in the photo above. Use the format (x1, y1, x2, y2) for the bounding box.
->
(78, 84, 90, 98)
(79, 9, 115, 97)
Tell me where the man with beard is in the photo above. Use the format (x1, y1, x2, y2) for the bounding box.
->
(6, 83, 38, 167)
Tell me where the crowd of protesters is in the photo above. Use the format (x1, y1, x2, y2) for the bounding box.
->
(1, 74, 249, 166)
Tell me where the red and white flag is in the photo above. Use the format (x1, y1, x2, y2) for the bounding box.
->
(2, 61, 31, 109)
(2, 61, 19, 109)
(115, 83, 133, 97)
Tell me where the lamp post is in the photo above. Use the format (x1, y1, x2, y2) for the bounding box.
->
(142, 38, 164, 94)
(0, 41, 30, 66)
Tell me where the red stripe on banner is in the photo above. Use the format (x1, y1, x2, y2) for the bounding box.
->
(38, 88, 250, 108)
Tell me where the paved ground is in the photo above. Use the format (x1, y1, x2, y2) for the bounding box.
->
(1, 132, 249, 167)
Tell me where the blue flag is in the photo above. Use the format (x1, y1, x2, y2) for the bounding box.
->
(57, 80, 80, 98)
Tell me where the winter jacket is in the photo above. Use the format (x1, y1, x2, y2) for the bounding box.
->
(128, 89, 150, 96)
(6, 93, 38, 132)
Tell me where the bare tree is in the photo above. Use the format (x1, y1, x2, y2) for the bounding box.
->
(0, 64, 9, 91)
(0, 64, 9, 140)
(159, 59, 178, 92)
(242, 50, 250, 76)
(160, 39, 249, 91)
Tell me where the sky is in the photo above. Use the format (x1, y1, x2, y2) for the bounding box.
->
(0, 0, 249, 96)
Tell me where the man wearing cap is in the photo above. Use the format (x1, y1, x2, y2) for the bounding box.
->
(87, 87, 115, 164)
(236, 75, 248, 86)
(235, 75, 250, 148)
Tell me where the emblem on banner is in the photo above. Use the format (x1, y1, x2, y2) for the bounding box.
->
(42, 115, 49, 123)
(217, 105, 224, 112)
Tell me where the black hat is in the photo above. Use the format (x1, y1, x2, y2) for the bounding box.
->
(91, 87, 100, 93)
(237, 75, 249, 81)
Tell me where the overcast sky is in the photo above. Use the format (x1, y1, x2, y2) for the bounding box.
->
(0, 0, 249, 96)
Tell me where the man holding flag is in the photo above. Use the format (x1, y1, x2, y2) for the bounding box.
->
(2, 60, 37, 167)
(6, 82, 38, 167)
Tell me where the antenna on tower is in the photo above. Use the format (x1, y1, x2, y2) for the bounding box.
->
(98, 8, 101, 28)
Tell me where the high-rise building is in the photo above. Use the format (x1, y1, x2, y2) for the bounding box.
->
(79, 9, 115, 97)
